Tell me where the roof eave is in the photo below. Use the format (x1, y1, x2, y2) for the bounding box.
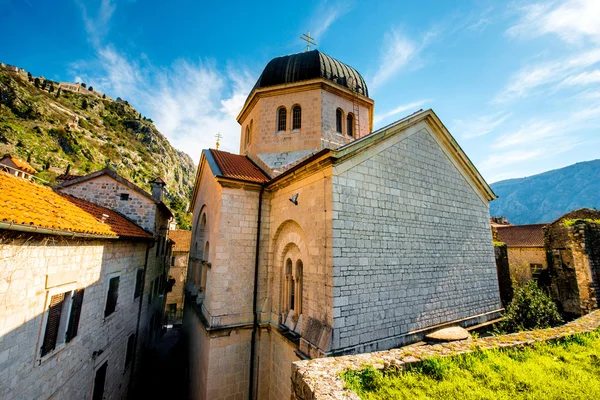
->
(0, 221, 121, 239)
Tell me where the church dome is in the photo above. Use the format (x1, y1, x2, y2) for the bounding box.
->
(252, 50, 368, 97)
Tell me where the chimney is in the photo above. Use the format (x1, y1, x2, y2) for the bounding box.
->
(150, 177, 166, 202)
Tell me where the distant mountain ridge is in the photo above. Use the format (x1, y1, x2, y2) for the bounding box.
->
(490, 159, 600, 225)
(0, 63, 195, 228)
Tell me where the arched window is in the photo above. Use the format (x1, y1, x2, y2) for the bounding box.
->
(292, 105, 301, 130)
(347, 113, 354, 138)
(277, 107, 287, 132)
(284, 259, 293, 311)
(295, 260, 303, 314)
(193, 213, 207, 289)
(336, 109, 343, 133)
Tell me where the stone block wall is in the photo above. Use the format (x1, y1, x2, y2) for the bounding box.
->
(330, 125, 501, 354)
(57, 175, 157, 233)
(507, 247, 547, 285)
(0, 234, 154, 399)
(166, 251, 188, 313)
(321, 89, 371, 147)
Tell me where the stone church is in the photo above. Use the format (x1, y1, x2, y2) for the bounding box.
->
(183, 49, 502, 400)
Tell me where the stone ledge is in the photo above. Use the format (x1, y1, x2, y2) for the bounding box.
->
(291, 310, 600, 400)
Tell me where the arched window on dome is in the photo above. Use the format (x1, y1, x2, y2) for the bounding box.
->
(347, 113, 354, 138)
(336, 109, 343, 134)
(277, 107, 287, 132)
(292, 105, 301, 130)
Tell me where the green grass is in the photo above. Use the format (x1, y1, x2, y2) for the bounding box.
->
(342, 329, 600, 400)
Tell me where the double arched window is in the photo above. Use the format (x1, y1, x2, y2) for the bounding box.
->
(277, 107, 287, 132)
(283, 258, 304, 315)
(336, 109, 343, 133)
(347, 113, 354, 137)
(292, 105, 301, 130)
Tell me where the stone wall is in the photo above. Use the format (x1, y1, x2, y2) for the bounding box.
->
(57, 175, 157, 233)
(507, 247, 547, 285)
(166, 251, 188, 314)
(291, 310, 600, 400)
(494, 244, 512, 307)
(330, 124, 501, 354)
(0, 234, 156, 399)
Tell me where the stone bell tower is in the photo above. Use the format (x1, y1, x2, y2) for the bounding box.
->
(237, 49, 374, 173)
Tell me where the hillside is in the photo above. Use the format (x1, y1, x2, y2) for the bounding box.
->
(0, 64, 195, 228)
(490, 159, 600, 224)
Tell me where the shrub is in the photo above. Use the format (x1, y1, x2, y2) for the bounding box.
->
(499, 281, 563, 333)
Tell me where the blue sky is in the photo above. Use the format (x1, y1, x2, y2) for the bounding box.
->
(1, 0, 599, 183)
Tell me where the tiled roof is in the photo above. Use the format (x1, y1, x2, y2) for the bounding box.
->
(55, 173, 82, 182)
(0, 172, 151, 239)
(496, 224, 546, 247)
(169, 229, 192, 252)
(210, 149, 270, 183)
(0, 154, 37, 174)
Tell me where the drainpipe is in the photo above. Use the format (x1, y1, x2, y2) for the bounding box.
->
(128, 240, 154, 397)
(249, 184, 265, 400)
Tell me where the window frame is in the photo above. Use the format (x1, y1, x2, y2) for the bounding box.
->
(103, 274, 120, 319)
(292, 105, 302, 130)
(38, 282, 80, 361)
(346, 113, 354, 138)
(336, 108, 344, 134)
(277, 107, 287, 132)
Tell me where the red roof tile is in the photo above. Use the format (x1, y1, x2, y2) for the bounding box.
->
(169, 229, 191, 252)
(0, 172, 151, 239)
(210, 149, 270, 183)
(496, 224, 546, 247)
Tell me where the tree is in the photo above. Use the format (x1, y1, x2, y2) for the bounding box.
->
(81, 99, 88, 110)
(88, 86, 93, 91)
(41, 80, 47, 90)
(65, 164, 71, 175)
(102, 94, 106, 99)
(34, 77, 40, 88)
(27, 72, 32, 82)
(49, 83, 54, 93)
(55, 87, 61, 98)
(81, 82, 87, 88)
(26, 153, 31, 163)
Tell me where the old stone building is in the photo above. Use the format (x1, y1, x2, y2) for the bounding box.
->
(166, 229, 191, 324)
(184, 49, 502, 400)
(496, 224, 548, 283)
(545, 208, 600, 317)
(0, 167, 172, 399)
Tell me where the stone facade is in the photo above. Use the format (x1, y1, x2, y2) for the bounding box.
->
(166, 251, 188, 317)
(0, 236, 164, 399)
(57, 174, 158, 233)
(330, 125, 501, 354)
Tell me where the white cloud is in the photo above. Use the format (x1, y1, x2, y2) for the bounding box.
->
(309, 0, 353, 40)
(507, 0, 600, 44)
(373, 99, 430, 125)
(73, 46, 254, 162)
(371, 30, 422, 89)
(560, 69, 600, 86)
(76, 0, 116, 46)
(452, 111, 512, 139)
(494, 49, 600, 102)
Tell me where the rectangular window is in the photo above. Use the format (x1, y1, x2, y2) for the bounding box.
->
(530, 264, 543, 281)
(134, 269, 144, 299)
(40, 288, 85, 357)
(120, 193, 129, 200)
(124, 334, 135, 369)
(171, 256, 175, 267)
(93, 361, 108, 400)
(104, 276, 120, 317)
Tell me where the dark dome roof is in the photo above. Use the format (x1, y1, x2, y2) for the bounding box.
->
(252, 50, 368, 97)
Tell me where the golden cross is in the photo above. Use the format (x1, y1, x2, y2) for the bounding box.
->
(300, 31, 316, 52)
(215, 132, 223, 149)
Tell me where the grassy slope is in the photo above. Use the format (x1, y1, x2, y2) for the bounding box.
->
(0, 67, 195, 228)
(343, 329, 600, 399)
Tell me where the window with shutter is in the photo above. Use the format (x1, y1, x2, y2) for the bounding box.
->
(104, 276, 120, 317)
(41, 293, 65, 357)
(66, 289, 84, 342)
(92, 361, 108, 400)
(134, 269, 144, 299)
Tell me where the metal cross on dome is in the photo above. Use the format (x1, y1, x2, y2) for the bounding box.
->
(300, 31, 316, 52)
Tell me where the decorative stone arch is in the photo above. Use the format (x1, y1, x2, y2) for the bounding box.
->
(271, 220, 308, 321)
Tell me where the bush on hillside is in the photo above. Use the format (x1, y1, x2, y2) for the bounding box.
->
(499, 281, 563, 333)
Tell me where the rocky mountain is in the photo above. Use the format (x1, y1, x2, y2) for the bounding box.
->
(490, 159, 600, 225)
(0, 64, 196, 228)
